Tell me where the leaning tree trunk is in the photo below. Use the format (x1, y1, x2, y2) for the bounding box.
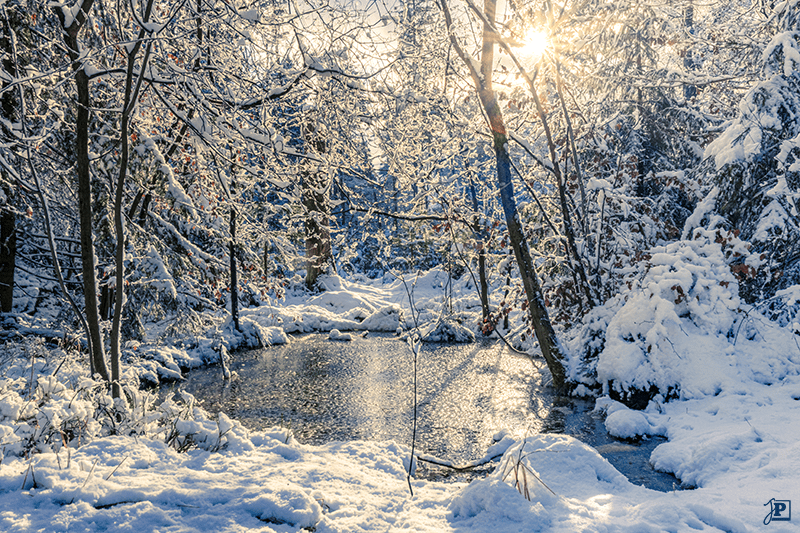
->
(439, 0, 567, 389)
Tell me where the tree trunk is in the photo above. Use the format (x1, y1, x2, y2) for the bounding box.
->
(439, 0, 568, 390)
(491, 127, 567, 389)
(1, 12, 18, 314)
(303, 120, 333, 290)
(683, 3, 697, 99)
(76, 71, 109, 381)
(0, 203, 15, 313)
(303, 176, 332, 290)
(56, 0, 110, 383)
(468, 181, 489, 322)
(109, 0, 155, 398)
(230, 201, 239, 331)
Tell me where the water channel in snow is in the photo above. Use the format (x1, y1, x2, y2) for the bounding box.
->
(167, 333, 687, 491)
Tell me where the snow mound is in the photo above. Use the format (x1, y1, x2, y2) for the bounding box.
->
(605, 410, 653, 439)
(448, 433, 758, 532)
(422, 319, 476, 343)
(359, 305, 403, 332)
(328, 329, 353, 341)
(596, 397, 665, 439)
(240, 486, 322, 528)
(450, 478, 552, 524)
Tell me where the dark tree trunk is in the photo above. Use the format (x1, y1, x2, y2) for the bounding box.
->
(57, 0, 109, 382)
(303, 176, 332, 290)
(76, 68, 109, 382)
(303, 120, 333, 290)
(128, 189, 144, 220)
(0, 204, 15, 313)
(440, 0, 568, 390)
(230, 202, 239, 331)
(683, 3, 697, 99)
(138, 192, 151, 227)
(1, 12, 18, 314)
(468, 181, 489, 322)
(491, 128, 567, 389)
(109, 0, 155, 398)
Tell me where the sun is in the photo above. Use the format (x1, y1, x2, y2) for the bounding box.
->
(520, 30, 549, 60)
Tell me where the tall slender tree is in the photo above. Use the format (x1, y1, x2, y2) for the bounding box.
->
(439, 0, 568, 390)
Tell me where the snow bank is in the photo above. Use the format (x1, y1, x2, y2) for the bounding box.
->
(595, 397, 666, 439)
(448, 433, 761, 532)
(0, 434, 322, 531)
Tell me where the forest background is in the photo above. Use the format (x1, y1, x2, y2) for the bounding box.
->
(2, 0, 800, 459)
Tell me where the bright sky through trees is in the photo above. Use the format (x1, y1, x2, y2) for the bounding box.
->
(519, 29, 548, 60)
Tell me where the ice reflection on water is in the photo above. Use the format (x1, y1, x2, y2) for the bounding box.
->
(169, 333, 684, 491)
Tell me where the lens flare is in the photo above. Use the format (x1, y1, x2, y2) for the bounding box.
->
(521, 30, 548, 59)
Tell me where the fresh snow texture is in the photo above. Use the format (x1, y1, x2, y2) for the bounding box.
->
(4, 396, 798, 533)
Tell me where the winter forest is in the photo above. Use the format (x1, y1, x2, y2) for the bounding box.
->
(2, 0, 800, 531)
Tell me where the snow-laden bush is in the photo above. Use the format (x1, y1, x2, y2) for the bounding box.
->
(0, 348, 254, 461)
(594, 228, 742, 404)
(0, 374, 149, 460)
(422, 318, 476, 343)
(160, 392, 254, 453)
(222, 315, 289, 349)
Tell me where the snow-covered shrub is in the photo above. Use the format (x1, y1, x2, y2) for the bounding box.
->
(160, 392, 253, 454)
(0, 373, 142, 459)
(222, 315, 289, 349)
(594, 229, 741, 405)
(422, 318, 475, 343)
(0, 343, 256, 461)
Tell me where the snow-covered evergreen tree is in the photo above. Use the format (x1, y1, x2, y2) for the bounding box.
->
(705, 1, 800, 302)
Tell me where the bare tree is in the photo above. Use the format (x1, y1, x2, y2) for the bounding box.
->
(55, 0, 110, 382)
(439, 0, 568, 390)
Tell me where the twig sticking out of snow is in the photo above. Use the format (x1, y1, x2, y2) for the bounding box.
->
(501, 450, 557, 499)
(104, 457, 128, 481)
(416, 452, 505, 471)
(69, 458, 99, 504)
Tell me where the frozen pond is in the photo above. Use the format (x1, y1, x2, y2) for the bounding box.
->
(168, 333, 686, 491)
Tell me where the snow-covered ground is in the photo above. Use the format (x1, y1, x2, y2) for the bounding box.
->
(2, 261, 800, 532)
(0, 371, 797, 532)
